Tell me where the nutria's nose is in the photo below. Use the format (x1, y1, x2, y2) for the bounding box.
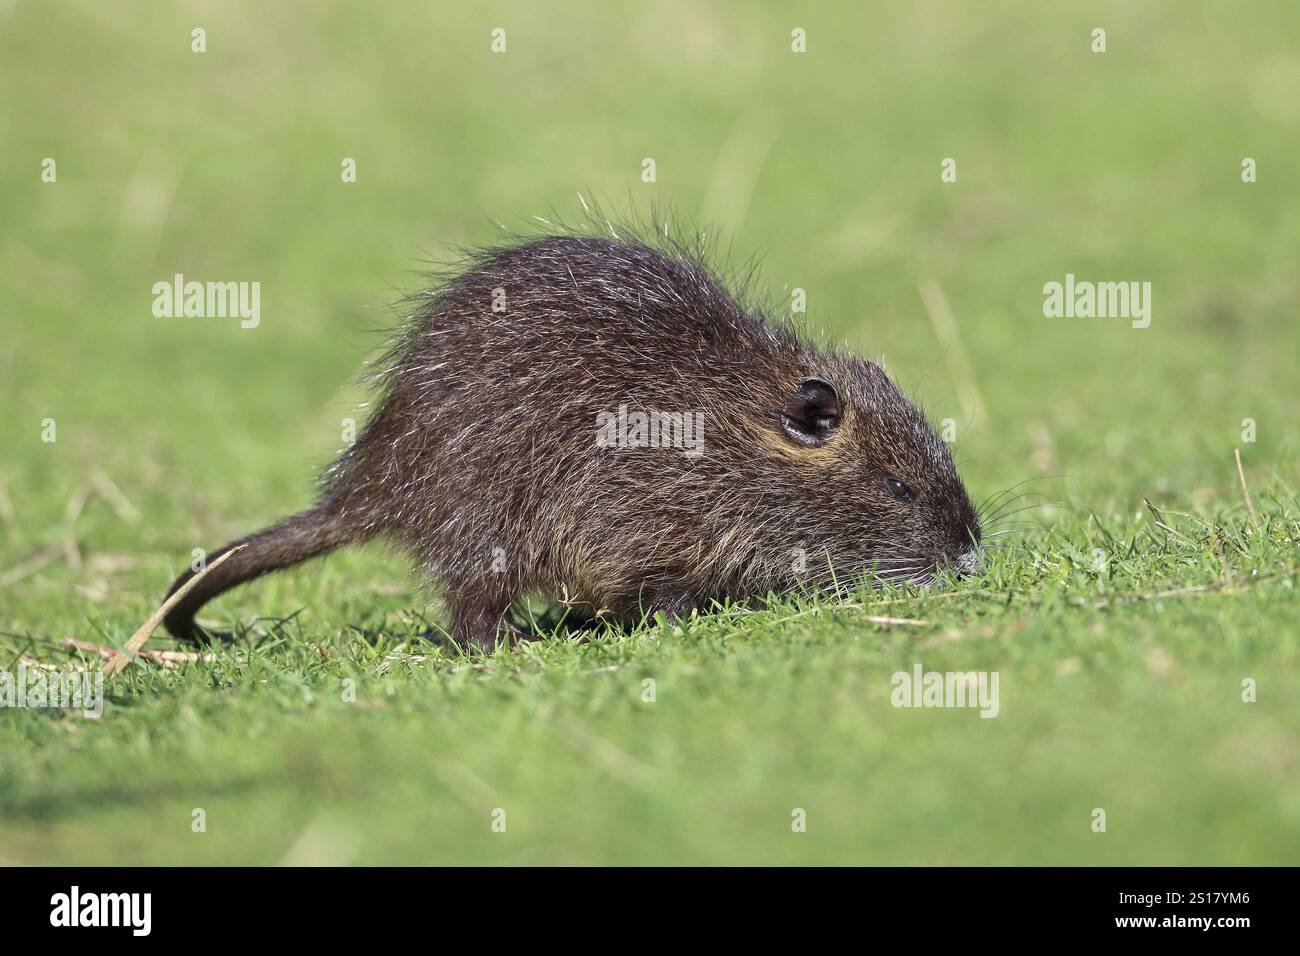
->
(938, 548, 982, 578)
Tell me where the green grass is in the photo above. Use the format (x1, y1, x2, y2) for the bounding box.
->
(1, 1, 1298, 865)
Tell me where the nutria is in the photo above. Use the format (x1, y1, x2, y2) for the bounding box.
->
(163, 223, 981, 650)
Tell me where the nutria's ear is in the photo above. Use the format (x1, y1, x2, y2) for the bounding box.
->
(781, 378, 841, 447)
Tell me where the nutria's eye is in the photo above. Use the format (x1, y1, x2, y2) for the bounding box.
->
(883, 476, 913, 502)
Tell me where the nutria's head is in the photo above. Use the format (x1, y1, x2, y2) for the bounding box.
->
(751, 353, 981, 588)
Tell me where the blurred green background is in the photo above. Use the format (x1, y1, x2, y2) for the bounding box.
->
(1, 1, 1297, 865)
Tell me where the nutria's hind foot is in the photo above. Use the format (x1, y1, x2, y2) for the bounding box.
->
(447, 591, 538, 652)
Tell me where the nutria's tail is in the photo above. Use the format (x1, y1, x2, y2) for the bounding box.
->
(163, 502, 362, 642)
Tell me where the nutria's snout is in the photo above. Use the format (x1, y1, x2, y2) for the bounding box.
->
(954, 546, 983, 577)
(919, 545, 981, 587)
(931, 518, 983, 580)
(955, 518, 983, 576)
(950, 512, 984, 576)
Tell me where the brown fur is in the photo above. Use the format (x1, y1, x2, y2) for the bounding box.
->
(163, 227, 980, 650)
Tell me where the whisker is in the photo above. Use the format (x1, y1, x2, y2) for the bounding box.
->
(977, 475, 1060, 517)
(981, 491, 1058, 525)
(983, 501, 1060, 528)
